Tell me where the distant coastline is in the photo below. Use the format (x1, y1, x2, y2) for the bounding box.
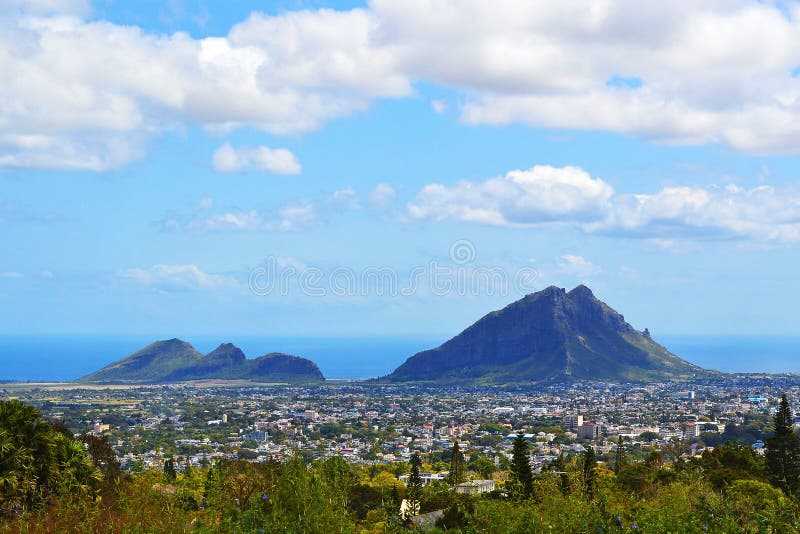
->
(0, 333, 799, 382)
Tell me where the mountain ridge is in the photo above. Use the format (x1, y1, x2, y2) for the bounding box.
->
(78, 339, 324, 384)
(385, 285, 709, 384)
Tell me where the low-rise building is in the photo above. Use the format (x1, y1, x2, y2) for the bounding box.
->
(455, 480, 496, 494)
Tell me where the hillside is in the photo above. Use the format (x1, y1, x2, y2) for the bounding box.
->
(386, 285, 708, 384)
(78, 340, 324, 384)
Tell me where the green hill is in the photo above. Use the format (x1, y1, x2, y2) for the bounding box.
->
(78, 339, 324, 384)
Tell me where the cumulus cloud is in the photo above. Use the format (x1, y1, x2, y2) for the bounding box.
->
(556, 255, 602, 277)
(1, 0, 90, 16)
(593, 184, 800, 242)
(409, 165, 800, 243)
(409, 165, 613, 226)
(0, 8, 409, 170)
(375, 0, 800, 154)
(212, 143, 302, 175)
(0, 271, 25, 279)
(168, 201, 317, 232)
(5, 2, 800, 169)
(119, 264, 237, 291)
(368, 183, 397, 208)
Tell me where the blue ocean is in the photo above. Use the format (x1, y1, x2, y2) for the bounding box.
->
(0, 334, 797, 381)
(0, 334, 445, 381)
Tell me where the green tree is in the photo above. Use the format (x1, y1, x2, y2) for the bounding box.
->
(614, 436, 626, 474)
(508, 432, 533, 499)
(765, 394, 800, 494)
(258, 455, 353, 533)
(581, 446, 597, 500)
(447, 440, 466, 485)
(405, 452, 423, 519)
(163, 458, 177, 481)
(550, 452, 571, 495)
(0, 400, 101, 516)
(699, 441, 765, 490)
(81, 434, 122, 488)
(638, 430, 660, 442)
(472, 455, 496, 480)
(319, 455, 357, 509)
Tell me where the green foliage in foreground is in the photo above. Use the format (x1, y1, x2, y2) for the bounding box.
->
(0, 400, 101, 516)
(5, 398, 800, 533)
(3, 450, 800, 534)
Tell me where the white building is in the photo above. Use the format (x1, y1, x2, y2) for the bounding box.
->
(563, 415, 584, 431)
(455, 480, 496, 494)
(398, 472, 449, 486)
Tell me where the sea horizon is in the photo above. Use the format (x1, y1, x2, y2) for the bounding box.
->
(1, 333, 799, 382)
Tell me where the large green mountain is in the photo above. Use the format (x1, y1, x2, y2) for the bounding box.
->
(78, 339, 324, 384)
(386, 285, 707, 384)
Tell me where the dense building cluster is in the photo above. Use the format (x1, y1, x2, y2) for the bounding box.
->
(2, 375, 794, 478)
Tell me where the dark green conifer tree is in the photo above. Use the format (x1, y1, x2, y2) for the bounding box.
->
(551, 452, 571, 495)
(385, 482, 401, 518)
(509, 432, 533, 499)
(163, 458, 177, 481)
(766, 393, 800, 494)
(581, 446, 597, 500)
(614, 436, 627, 475)
(405, 453, 423, 519)
(448, 440, 466, 485)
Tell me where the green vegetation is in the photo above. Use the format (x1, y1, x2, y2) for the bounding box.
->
(614, 435, 627, 474)
(405, 452, 422, 520)
(0, 400, 101, 517)
(80, 339, 324, 384)
(766, 393, 800, 494)
(6, 397, 800, 532)
(508, 433, 533, 500)
(447, 440, 466, 485)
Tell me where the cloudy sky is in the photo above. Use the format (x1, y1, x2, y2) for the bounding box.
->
(3, 0, 800, 336)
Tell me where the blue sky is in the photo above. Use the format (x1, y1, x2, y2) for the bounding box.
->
(2, 0, 800, 336)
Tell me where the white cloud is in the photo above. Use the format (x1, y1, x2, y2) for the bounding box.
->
(1, 0, 90, 16)
(276, 256, 309, 271)
(330, 187, 360, 208)
(556, 255, 602, 277)
(175, 202, 317, 232)
(644, 238, 701, 254)
(191, 210, 263, 231)
(212, 143, 302, 175)
(40, 270, 53, 278)
(6, 2, 800, 169)
(277, 203, 316, 231)
(368, 183, 397, 208)
(592, 184, 800, 242)
(0, 271, 24, 279)
(119, 264, 237, 291)
(0, 8, 409, 169)
(409, 165, 613, 226)
(410, 165, 800, 243)
(374, 0, 800, 154)
(430, 99, 447, 114)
